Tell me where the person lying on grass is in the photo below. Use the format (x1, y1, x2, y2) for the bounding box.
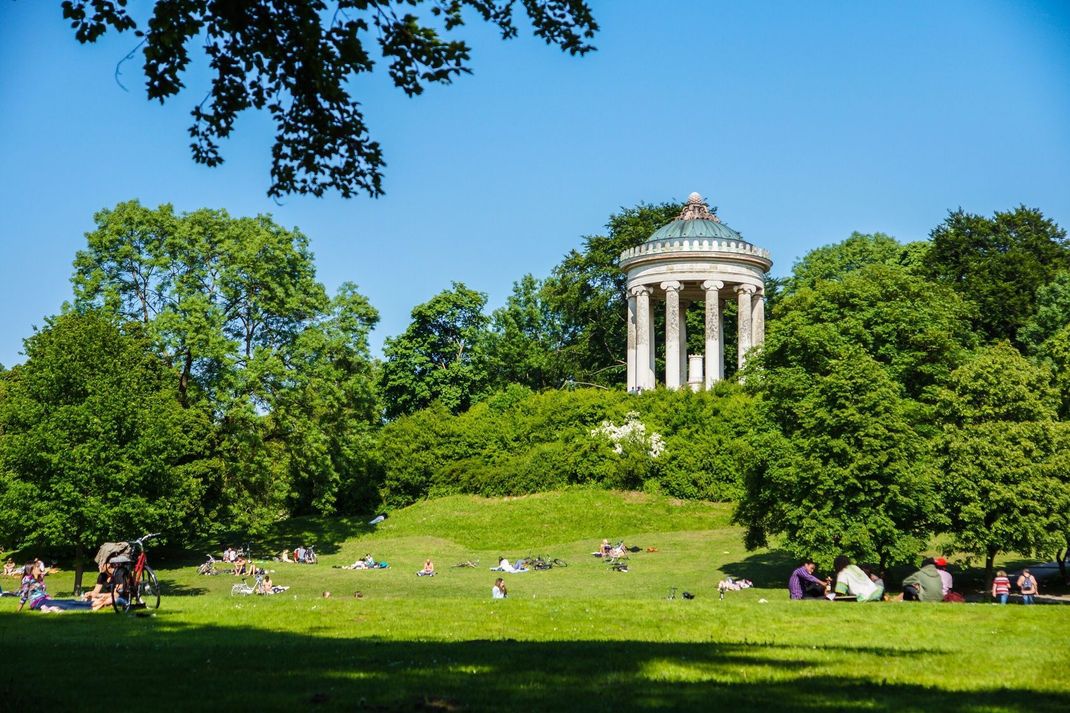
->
(18, 568, 92, 613)
(491, 557, 528, 573)
(417, 559, 436, 577)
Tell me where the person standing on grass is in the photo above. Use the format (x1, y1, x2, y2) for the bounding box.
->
(788, 559, 829, 600)
(1017, 569, 1038, 604)
(992, 570, 1011, 604)
(492, 578, 507, 599)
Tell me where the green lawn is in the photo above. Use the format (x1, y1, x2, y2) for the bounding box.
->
(2, 490, 1068, 712)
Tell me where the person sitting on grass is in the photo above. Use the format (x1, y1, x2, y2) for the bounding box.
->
(256, 574, 288, 595)
(492, 578, 507, 599)
(81, 560, 119, 610)
(3, 558, 16, 576)
(901, 558, 944, 602)
(596, 539, 612, 557)
(833, 555, 884, 602)
(934, 557, 953, 597)
(417, 559, 436, 577)
(788, 559, 830, 600)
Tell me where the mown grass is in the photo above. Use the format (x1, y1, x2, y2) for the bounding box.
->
(1, 489, 1068, 712)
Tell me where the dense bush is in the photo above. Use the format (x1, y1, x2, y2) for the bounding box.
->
(373, 384, 757, 507)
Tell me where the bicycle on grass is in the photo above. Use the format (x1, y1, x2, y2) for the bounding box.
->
(110, 533, 161, 614)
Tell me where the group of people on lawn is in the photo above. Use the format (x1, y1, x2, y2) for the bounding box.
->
(790, 556, 1041, 603)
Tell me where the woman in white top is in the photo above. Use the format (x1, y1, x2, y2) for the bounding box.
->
(833, 555, 883, 601)
(492, 578, 507, 599)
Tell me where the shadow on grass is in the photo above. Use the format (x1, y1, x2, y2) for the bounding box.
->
(721, 549, 798, 587)
(0, 614, 1066, 712)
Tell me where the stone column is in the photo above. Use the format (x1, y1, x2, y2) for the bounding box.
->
(688, 355, 703, 391)
(626, 293, 637, 391)
(633, 286, 651, 391)
(661, 281, 682, 389)
(646, 292, 656, 389)
(678, 299, 688, 384)
(751, 289, 765, 349)
(736, 284, 756, 369)
(702, 280, 723, 388)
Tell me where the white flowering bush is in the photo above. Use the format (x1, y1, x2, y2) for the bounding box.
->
(590, 411, 665, 458)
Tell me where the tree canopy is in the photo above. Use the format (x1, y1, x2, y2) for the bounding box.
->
(60, 0, 598, 198)
(0, 311, 210, 589)
(923, 206, 1070, 347)
(380, 282, 490, 418)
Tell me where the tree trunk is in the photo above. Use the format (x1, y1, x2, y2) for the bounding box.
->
(984, 548, 996, 602)
(73, 542, 86, 596)
(179, 348, 193, 407)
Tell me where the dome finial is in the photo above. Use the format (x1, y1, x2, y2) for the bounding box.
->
(677, 192, 720, 222)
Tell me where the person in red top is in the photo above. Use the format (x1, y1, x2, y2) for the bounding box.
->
(992, 569, 1011, 604)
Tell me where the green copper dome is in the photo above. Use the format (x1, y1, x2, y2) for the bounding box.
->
(647, 192, 747, 243)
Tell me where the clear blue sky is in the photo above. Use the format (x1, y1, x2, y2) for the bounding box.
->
(1, 1, 1068, 367)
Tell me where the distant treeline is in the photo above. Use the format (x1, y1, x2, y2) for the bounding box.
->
(2, 200, 1069, 588)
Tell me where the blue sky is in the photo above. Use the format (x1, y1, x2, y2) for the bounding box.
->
(1, 0, 1068, 367)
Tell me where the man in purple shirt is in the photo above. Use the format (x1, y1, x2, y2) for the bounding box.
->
(788, 559, 829, 600)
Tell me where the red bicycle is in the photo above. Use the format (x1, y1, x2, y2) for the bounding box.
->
(110, 533, 161, 614)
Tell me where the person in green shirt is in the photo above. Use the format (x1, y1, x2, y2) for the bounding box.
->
(902, 558, 943, 601)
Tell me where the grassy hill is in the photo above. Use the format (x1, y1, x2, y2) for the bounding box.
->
(1, 489, 1068, 712)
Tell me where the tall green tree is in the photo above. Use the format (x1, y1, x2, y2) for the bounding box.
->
(933, 342, 1067, 591)
(0, 312, 211, 590)
(271, 283, 381, 515)
(1019, 271, 1070, 353)
(1036, 324, 1070, 420)
(736, 347, 936, 570)
(760, 264, 976, 405)
(381, 282, 490, 418)
(60, 0, 598, 197)
(923, 207, 1070, 347)
(787, 231, 928, 294)
(72, 200, 328, 406)
(71, 201, 382, 525)
(484, 274, 568, 391)
(542, 201, 680, 385)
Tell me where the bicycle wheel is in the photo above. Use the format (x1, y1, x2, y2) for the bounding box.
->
(111, 568, 134, 614)
(140, 566, 161, 609)
(551, 558, 568, 568)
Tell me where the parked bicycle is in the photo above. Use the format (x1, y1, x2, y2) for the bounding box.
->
(197, 555, 220, 576)
(521, 555, 567, 571)
(110, 533, 161, 614)
(231, 570, 265, 596)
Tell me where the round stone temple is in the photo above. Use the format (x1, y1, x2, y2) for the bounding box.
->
(619, 191, 773, 393)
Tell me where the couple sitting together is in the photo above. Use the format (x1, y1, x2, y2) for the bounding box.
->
(789, 556, 885, 602)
